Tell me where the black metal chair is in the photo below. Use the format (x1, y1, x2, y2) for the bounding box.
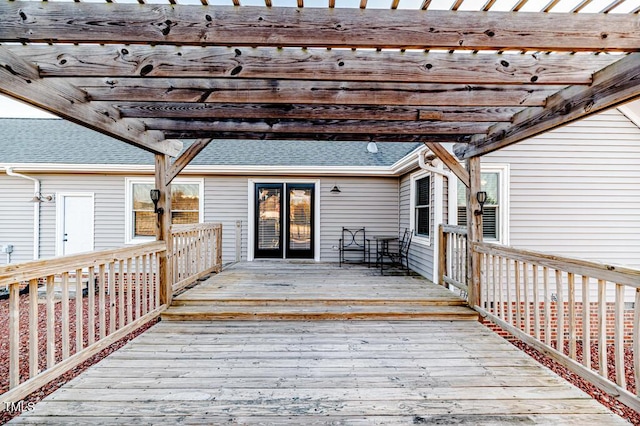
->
(380, 228, 412, 275)
(339, 227, 370, 266)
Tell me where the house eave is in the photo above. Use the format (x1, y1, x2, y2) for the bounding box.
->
(0, 163, 404, 177)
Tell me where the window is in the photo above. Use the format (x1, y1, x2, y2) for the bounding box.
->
(415, 176, 430, 237)
(457, 172, 500, 240)
(126, 178, 203, 243)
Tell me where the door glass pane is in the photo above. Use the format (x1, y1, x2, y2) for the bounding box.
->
(258, 187, 281, 250)
(289, 187, 312, 251)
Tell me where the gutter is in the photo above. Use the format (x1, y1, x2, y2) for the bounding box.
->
(4, 167, 40, 260)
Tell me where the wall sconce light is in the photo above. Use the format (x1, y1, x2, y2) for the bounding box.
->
(475, 191, 487, 216)
(149, 189, 164, 214)
(330, 185, 341, 193)
(31, 193, 55, 203)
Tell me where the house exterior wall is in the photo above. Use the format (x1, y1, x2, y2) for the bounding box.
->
(399, 172, 435, 279)
(320, 177, 399, 262)
(0, 175, 35, 265)
(1, 173, 400, 265)
(483, 109, 640, 269)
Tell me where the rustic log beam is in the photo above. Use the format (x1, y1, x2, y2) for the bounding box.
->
(114, 102, 523, 122)
(0, 47, 182, 157)
(157, 131, 473, 143)
(71, 78, 560, 106)
(12, 45, 618, 85)
(2, 3, 640, 51)
(166, 138, 213, 184)
(142, 118, 492, 135)
(424, 142, 470, 187)
(454, 53, 640, 159)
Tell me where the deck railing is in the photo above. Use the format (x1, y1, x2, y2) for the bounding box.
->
(438, 224, 468, 295)
(0, 242, 166, 404)
(473, 242, 640, 412)
(169, 223, 223, 293)
(1, 222, 223, 405)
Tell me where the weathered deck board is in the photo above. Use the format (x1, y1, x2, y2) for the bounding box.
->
(11, 320, 626, 425)
(10, 262, 626, 424)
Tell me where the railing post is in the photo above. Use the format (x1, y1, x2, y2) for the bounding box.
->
(155, 153, 173, 306)
(438, 224, 446, 287)
(216, 225, 223, 272)
(466, 156, 483, 308)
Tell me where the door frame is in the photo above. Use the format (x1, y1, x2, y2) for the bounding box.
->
(55, 192, 95, 256)
(248, 179, 320, 261)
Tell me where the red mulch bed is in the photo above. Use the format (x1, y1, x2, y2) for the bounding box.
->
(0, 292, 158, 425)
(483, 320, 640, 425)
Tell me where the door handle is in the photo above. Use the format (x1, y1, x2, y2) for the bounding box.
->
(63, 233, 68, 242)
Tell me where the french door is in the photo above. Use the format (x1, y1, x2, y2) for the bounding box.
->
(254, 183, 314, 259)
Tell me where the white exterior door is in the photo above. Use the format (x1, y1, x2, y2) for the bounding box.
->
(57, 194, 94, 256)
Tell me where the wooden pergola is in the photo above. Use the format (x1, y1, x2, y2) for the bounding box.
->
(1, 0, 640, 305)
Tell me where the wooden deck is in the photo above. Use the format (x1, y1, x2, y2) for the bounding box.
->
(10, 262, 627, 424)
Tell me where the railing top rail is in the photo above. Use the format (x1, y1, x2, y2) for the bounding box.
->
(170, 222, 222, 234)
(0, 241, 167, 287)
(441, 224, 468, 235)
(473, 241, 640, 288)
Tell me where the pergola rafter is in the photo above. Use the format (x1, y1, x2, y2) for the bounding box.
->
(1, 0, 639, 161)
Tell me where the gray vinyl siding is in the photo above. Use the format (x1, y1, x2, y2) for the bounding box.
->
(38, 175, 126, 258)
(399, 173, 435, 279)
(320, 177, 399, 262)
(204, 177, 248, 263)
(484, 109, 640, 269)
(0, 175, 35, 265)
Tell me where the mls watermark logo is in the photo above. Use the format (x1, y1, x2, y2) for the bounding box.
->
(3, 400, 36, 413)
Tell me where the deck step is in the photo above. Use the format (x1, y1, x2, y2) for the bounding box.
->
(171, 298, 467, 306)
(161, 303, 479, 321)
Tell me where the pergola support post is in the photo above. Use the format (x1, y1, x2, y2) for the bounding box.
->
(155, 154, 173, 306)
(466, 156, 483, 308)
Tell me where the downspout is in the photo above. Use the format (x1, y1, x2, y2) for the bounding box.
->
(5, 167, 40, 260)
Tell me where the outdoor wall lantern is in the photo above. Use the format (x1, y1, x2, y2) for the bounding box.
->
(149, 189, 164, 214)
(475, 191, 487, 216)
(330, 185, 342, 193)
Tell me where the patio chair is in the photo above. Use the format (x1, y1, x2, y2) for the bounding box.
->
(339, 227, 370, 266)
(380, 228, 412, 275)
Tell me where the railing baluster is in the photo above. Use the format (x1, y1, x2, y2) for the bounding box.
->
(9, 282, 20, 389)
(506, 259, 513, 325)
(98, 264, 106, 340)
(109, 262, 116, 334)
(88, 266, 95, 345)
(155, 253, 161, 308)
(556, 270, 564, 354)
(142, 254, 148, 315)
(615, 283, 626, 388)
(497, 257, 504, 319)
(543, 267, 550, 346)
(568, 272, 576, 360)
(515, 260, 521, 330)
(135, 256, 141, 319)
(598, 279, 607, 378)
(29, 278, 39, 378)
(523, 262, 530, 335)
(75, 268, 83, 353)
(46, 275, 55, 369)
(582, 275, 591, 369)
(533, 264, 540, 340)
(126, 258, 133, 325)
(61, 272, 70, 360)
(118, 260, 125, 329)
